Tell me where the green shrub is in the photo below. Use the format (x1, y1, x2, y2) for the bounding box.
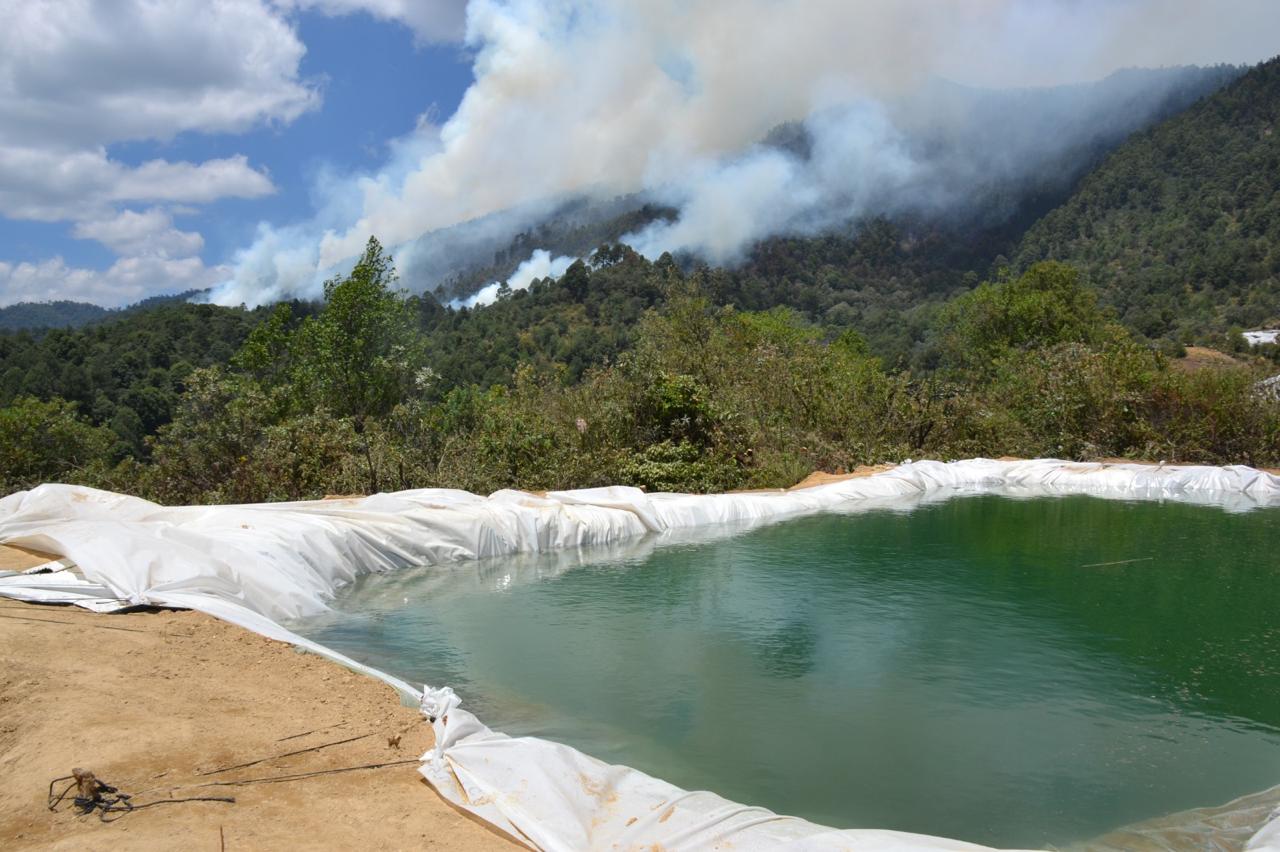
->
(1144, 368, 1280, 466)
(617, 440, 744, 493)
(932, 262, 1123, 376)
(981, 342, 1162, 459)
(0, 396, 114, 493)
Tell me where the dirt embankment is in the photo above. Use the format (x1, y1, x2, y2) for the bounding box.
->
(0, 602, 516, 851)
(786, 464, 898, 490)
(1171, 345, 1249, 373)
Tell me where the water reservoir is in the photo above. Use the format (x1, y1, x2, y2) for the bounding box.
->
(290, 493, 1280, 848)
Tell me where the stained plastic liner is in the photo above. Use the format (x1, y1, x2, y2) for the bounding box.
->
(2, 458, 1278, 851)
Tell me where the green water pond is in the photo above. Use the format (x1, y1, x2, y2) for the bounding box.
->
(291, 493, 1280, 848)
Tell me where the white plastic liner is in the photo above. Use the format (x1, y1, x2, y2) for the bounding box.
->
(2, 458, 1279, 851)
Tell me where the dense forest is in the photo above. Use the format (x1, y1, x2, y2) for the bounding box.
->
(2, 58, 1278, 502)
(0, 300, 109, 332)
(0, 302, 285, 459)
(1, 238, 1276, 501)
(1016, 57, 1280, 339)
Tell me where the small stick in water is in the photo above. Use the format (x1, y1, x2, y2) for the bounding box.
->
(1080, 557, 1154, 568)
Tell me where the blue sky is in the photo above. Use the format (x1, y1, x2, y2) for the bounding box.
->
(2, 0, 1277, 308)
(0, 2, 474, 305)
(179, 12, 472, 263)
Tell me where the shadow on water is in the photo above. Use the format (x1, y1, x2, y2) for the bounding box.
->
(289, 492, 1280, 849)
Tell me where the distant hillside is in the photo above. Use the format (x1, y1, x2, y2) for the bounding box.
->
(655, 66, 1247, 364)
(0, 289, 208, 333)
(1016, 56, 1280, 342)
(120, 290, 209, 315)
(0, 300, 109, 332)
(0, 299, 281, 458)
(766, 64, 1245, 232)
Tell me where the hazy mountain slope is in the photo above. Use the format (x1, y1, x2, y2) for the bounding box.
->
(1015, 56, 1280, 341)
(0, 300, 109, 331)
(407, 65, 1244, 371)
(427, 201, 675, 301)
(0, 290, 209, 333)
(429, 64, 1242, 308)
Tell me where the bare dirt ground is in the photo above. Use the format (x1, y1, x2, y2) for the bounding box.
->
(0, 601, 517, 851)
(1172, 345, 1250, 373)
(0, 545, 60, 571)
(787, 464, 898, 490)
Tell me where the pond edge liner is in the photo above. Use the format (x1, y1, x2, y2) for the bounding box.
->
(1, 458, 1278, 851)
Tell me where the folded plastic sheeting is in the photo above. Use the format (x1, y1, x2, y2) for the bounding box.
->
(1, 458, 1278, 851)
(417, 684, 1004, 852)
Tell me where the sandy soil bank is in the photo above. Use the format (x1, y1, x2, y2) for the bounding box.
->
(0, 545, 59, 571)
(0, 602, 516, 851)
(787, 464, 898, 490)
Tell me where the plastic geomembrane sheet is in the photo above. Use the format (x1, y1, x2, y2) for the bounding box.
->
(1, 459, 1278, 850)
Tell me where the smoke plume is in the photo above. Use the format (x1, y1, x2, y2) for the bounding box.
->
(207, 0, 1280, 306)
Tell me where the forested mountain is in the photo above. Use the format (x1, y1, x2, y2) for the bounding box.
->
(0, 289, 209, 332)
(414, 63, 1247, 363)
(0, 301, 287, 457)
(3, 59, 1279, 496)
(0, 300, 109, 331)
(719, 58, 1275, 356)
(1016, 56, 1280, 340)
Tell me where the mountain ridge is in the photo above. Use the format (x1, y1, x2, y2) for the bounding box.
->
(0, 290, 209, 333)
(1015, 55, 1280, 339)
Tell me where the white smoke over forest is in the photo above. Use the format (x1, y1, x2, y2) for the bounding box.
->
(207, 0, 1280, 306)
(450, 248, 572, 308)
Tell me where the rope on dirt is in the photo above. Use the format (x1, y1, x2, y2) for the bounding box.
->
(275, 719, 349, 743)
(48, 768, 234, 823)
(192, 758, 421, 787)
(0, 612, 147, 633)
(196, 731, 375, 776)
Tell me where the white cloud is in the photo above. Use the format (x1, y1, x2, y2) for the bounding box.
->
(0, 255, 230, 308)
(0, 0, 315, 305)
(72, 208, 204, 259)
(0, 148, 274, 222)
(276, 0, 468, 43)
(113, 157, 276, 205)
(0, 0, 318, 148)
(0, 145, 270, 303)
(0, 0, 302, 221)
